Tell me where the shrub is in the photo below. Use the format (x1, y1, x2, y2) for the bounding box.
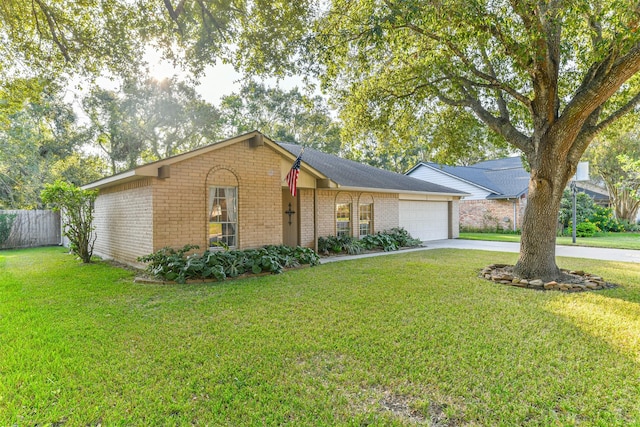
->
(319, 228, 421, 255)
(383, 227, 422, 247)
(576, 221, 598, 237)
(41, 180, 98, 263)
(618, 219, 640, 232)
(317, 235, 364, 255)
(589, 206, 624, 232)
(138, 244, 320, 284)
(559, 189, 600, 231)
(460, 226, 521, 234)
(361, 233, 398, 252)
(0, 213, 17, 245)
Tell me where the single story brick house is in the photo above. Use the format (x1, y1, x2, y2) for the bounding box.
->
(406, 157, 609, 231)
(84, 131, 466, 265)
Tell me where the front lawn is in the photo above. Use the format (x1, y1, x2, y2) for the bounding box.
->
(2, 247, 640, 425)
(460, 231, 640, 250)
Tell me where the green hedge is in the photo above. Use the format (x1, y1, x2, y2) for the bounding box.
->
(317, 227, 422, 255)
(138, 244, 320, 284)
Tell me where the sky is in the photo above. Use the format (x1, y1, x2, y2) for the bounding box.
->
(64, 49, 312, 126)
(144, 51, 310, 105)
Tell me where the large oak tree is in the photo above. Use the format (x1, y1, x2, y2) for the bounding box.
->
(304, 1, 640, 280)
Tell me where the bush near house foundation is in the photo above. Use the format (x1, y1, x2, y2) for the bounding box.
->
(138, 244, 320, 284)
(317, 227, 422, 255)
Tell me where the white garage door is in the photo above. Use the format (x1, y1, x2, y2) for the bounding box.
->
(399, 201, 449, 241)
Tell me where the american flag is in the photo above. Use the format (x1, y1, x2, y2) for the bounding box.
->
(286, 150, 303, 197)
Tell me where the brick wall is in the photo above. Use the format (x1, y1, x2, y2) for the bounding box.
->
(153, 141, 283, 251)
(315, 190, 399, 239)
(371, 192, 400, 233)
(459, 198, 526, 231)
(93, 179, 154, 265)
(298, 188, 315, 248)
(450, 201, 460, 238)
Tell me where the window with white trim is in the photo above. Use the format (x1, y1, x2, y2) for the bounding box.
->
(209, 186, 237, 248)
(336, 203, 351, 237)
(359, 203, 373, 236)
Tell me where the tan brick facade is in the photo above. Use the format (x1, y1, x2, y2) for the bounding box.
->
(93, 179, 154, 264)
(298, 188, 316, 248)
(90, 135, 454, 266)
(152, 141, 283, 251)
(459, 197, 526, 231)
(313, 190, 399, 239)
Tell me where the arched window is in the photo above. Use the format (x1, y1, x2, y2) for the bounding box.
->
(358, 194, 374, 237)
(207, 168, 239, 249)
(335, 193, 352, 237)
(209, 187, 237, 248)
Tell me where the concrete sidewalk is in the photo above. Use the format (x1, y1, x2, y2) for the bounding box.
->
(320, 239, 640, 264)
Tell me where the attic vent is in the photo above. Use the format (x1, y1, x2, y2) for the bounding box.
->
(158, 165, 170, 179)
(249, 134, 264, 148)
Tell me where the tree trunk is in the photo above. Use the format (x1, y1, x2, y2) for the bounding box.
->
(513, 159, 568, 281)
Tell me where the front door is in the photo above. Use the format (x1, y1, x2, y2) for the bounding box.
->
(282, 189, 299, 247)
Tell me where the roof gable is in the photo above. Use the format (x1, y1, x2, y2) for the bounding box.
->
(84, 131, 323, 190)
(408, 162, 496, 195)
(408, 157, 530, 199)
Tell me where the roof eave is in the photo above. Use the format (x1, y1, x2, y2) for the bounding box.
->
(486, 190, 527, 200)
(82, 170, 138, 190)
(336, 184, 468, 197)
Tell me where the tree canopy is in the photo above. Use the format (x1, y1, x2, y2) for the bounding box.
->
(299, 1, 640, 279)
(82, 76, 221, 174)
(0, 81, 102, 209)
(218, 81, 342, 154)
(0, 0, 144, 78)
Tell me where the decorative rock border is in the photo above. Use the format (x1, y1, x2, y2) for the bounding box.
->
(480, 264, 618, 292)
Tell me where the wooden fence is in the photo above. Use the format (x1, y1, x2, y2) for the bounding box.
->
(0, 210, 61, 249)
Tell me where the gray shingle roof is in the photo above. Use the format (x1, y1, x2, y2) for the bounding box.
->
(422, 156, 530, 199)
(278, 143, 465, 195)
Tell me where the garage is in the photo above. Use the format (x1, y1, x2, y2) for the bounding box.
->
(399, 200, 450, 241)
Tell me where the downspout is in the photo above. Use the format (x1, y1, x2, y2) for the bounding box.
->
(513, 199, 517, 232)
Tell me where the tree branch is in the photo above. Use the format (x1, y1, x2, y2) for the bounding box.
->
(163, 0, 186, 22)
(32, 0, 71, 62)
(480, 47, 511, 120)
(434, 77, 531, 154)
(195, 0, 228, 42)
(557, 44, 640, 145)
(398, 21, 533, 110)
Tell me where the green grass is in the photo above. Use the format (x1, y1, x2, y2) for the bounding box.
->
(460, 231, 640, 249)
(3, 247, 640, 425)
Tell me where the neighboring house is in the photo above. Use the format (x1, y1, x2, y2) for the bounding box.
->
(407, 157, 529, 231)
(84, 131, 466, 266)
(407, 156, 610, 231)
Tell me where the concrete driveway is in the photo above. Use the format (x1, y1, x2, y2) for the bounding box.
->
(320, 238, 640, 264)
(424, 239, 640, 263)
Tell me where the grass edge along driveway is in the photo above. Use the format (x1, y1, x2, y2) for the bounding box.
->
(459, 231, 640, 250)
(2, 247, 640, 425)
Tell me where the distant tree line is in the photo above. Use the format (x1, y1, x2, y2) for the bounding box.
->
(1, 74, 509, 209)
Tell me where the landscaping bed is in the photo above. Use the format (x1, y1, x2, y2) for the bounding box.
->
(481, 263, 618, 292)
(137, 244, 320, 284)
